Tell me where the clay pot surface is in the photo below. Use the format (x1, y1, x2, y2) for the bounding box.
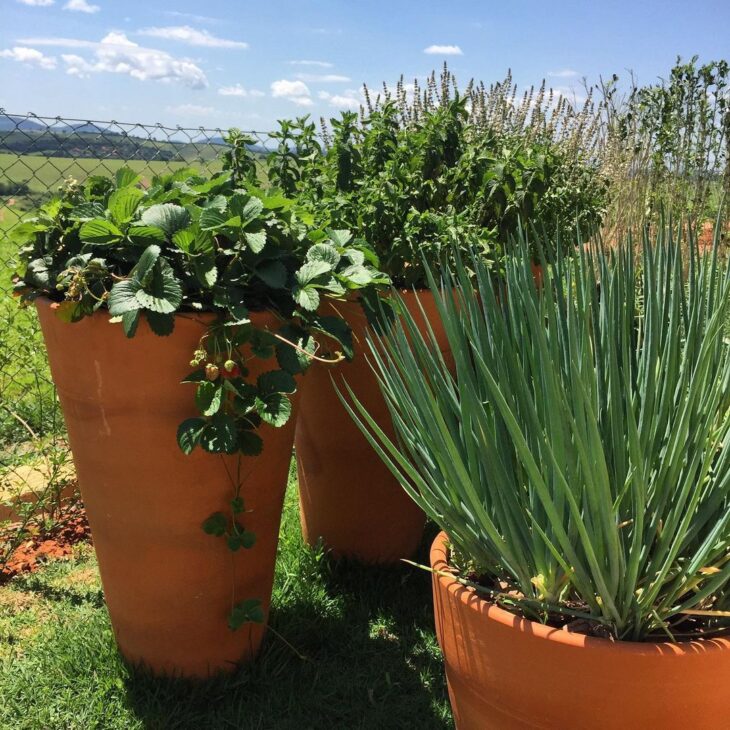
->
(430, 531, 730, 730)
(296, 290, 453, 563)
(37, 299, 296, 676)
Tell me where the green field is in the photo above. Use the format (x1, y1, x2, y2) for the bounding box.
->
(0, 152, 223, 216)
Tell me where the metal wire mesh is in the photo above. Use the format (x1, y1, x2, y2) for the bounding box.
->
(0, 111, 274, 537)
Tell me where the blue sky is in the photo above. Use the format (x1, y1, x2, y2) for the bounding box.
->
(1, 0, 728, 131)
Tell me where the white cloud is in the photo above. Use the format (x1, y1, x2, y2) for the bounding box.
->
(548, 69, 579, 78)
(45, 32, 208, 88)
(218, 84, 265, 98)
(61, 53, 88, 76)
(17, 0, 54, 6)
(271, 79, 310, 97)
(138, 26, 247, 49)
(295, 73, 350, 83)
(20, 36, 97, 48)
(423, 44, 463, 56)
(64, 0, 99, 13)
(164, 10, 219, 24)
(289, 60, 333, 68)
(166, 104, 215, 116)
(0, 46, 56, 69)
(271, 78, 312, 105)
(318, 90, 361, 111)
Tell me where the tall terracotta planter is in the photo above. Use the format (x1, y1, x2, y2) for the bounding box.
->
(431, 531, 730, 729)
(296, 291, 452, 563)
(36, 299, 296, 677)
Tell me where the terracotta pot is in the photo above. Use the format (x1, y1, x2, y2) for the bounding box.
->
(431, 531, 730, 729)
(530, 261, 543, 288)
(296, 290, 453, 563)
(36, 299, 297, 677)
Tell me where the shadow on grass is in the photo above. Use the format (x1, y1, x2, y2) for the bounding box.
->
(16, 575, 105, 609)
(120, 525, 451, 730)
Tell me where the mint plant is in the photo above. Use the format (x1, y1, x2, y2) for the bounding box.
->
(267, 82, 608, 287)
(12, 143, 388, 628)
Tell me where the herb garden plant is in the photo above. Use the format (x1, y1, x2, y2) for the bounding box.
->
(344, 230, 730, 727)
(267, 68, 608, 288)
(11, 135, 387, 675)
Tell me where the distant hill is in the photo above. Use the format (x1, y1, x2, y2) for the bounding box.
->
(0, 115, 46, 132)
(0, 127, 229, 163)
(56, 123, 114, 135)
(0, 117, 271, 162)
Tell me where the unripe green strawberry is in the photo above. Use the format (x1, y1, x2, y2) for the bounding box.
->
(224, 359, 236, 372)
(221, 364, 240, 379)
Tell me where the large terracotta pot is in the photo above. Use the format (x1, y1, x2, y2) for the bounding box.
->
(36, 299, 297, 677)
(431, 531, 730, 729)
(296, 291, 452, 563)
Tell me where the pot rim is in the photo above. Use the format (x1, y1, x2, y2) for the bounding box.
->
(431, 530, 730, 656)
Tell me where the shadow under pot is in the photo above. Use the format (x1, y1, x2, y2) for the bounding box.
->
(36, 298, 297, 677)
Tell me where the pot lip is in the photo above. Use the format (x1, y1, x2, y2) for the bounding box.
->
(430, 530, 730, 655)
(34, 295, 280, 327)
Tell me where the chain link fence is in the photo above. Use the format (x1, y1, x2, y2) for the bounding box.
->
(0, 111, 274, 548)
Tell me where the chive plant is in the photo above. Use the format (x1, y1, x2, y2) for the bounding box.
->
(344, 228, 730, 641)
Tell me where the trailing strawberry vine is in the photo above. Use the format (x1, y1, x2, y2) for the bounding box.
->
(12, 137, 389, 629)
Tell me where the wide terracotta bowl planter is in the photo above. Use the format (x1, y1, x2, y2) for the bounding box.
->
(36, 299, 297, 677)
(296, 291, 452, 563)
(431, 531, 730, 729)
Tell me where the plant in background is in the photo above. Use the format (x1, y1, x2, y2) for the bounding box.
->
(267, 69, 609, 287)
(266, 117, 323, 197)
(628, 57, 728, 222)
(12, 146, 388, 627)
(268, 59, 729, 265)
(345, 229, 730, 641)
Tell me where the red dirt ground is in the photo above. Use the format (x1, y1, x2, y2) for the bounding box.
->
(0, 498, 91, 584)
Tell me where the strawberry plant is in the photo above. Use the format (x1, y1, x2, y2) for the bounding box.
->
(11, 137, 388, 628)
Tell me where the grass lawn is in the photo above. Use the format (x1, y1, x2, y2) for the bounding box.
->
(0, 461, 452, 730)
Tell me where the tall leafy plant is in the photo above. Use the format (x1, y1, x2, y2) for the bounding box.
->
(268, 90, 608, 287)
(344, 230, 730, 641)
(12, 142, 388, 627)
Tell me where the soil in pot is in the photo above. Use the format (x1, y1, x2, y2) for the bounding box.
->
(36, 300, 297, 677)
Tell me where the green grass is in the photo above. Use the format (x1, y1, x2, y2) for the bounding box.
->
(0, 463, 452, 730)
(0, 227, 56, 447)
